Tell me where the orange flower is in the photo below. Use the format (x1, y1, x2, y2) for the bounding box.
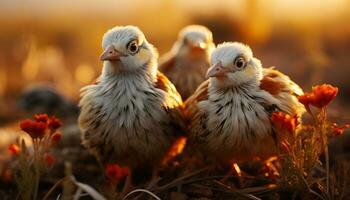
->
(34, 114, 49, 123)
(44, 153, 55, 166)
(332, 123, 350, 136)
(20, 119, 47, 139)
(52, 132, 62, 142)
(298, 84, 338, 112)
(271, 112, 298, 133)
(105, 164, 130, 182)
(8, 144, 20, 155)
(298, 93, 314, 113)
(311, 84, 338, 109)
(48, 116, 62, 132)
(20, 114, 63, 139)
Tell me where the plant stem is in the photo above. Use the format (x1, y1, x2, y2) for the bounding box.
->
(32, 139, 40, 200)
(321, 108, 330, 196)
(325, 144, 330, 195)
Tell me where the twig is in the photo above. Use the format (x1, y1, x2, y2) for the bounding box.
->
(301, 175, 327, 200)
(309, 189, 327, 200)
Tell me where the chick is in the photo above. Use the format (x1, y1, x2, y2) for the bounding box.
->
(159, 25, 215, 100)
(185, 42, 304, 163)
(78, 26, 183, 175)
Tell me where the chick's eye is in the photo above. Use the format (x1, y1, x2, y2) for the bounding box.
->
(127, 40, 139, 54)
(234, 57, 246, 69)
(183, 37, 189, 44)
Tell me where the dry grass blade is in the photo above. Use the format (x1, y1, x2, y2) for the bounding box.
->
(122, 189, 161, 200)
(73, 188, 83, 200)
(206, 181, 275, 199)
(177, 174, 267, 186)
(240, 193, 262, 200)
(71, 176, 106, 200)
(154, 165, 213, 192)
(42, 178, 65, 200)
(238, 184, 278, 194)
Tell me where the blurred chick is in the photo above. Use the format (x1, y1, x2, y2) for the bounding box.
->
(18, 85, 79, 118)
(159, 25, 215, 100)
(78, 26, 183, 173)
(185, 42, 304, 163)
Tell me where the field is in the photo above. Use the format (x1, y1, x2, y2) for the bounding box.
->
(1, 1, 350, 199)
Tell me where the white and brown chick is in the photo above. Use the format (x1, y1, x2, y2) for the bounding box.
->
(185, 42, 305, 163)
(78, 26, 183, 175)
(159, 25, 215, 100)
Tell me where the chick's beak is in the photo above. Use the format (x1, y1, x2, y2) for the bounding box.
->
(191, 41, 207, 50)
(206, 62, 232, 78)
(100, 45, 122, 61)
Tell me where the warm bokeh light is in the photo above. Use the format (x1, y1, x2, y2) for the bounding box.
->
(0, 0, 349, 121)
(0, 68, 6, 97)
(75, 64, 95, 85)
(0, 1, 349, 199)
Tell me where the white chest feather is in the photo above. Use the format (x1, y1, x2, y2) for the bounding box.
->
(198, 84, 278, 159)
(79, 73, 173, 166)
(96, 76, 167, 130)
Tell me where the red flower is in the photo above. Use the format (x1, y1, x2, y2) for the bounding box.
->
(298, 93, 314, 113)
(271, 112, 298, 133)
(20, 119, 47, 139)
(34, 114, 49, 123)
(311, 84, 338, 109)
(44, 153, 55, 166)
(105, 164, 130, 182)
(8, 144, 20, 155)
(52, 132, 62, 142)
(298, 84, 338, 112)
(48, 116, 62, 131)
(332, 123, 349, 136)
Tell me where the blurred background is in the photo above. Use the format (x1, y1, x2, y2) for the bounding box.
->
(1, 1, 350, 194)
(0, 0, 349, 131)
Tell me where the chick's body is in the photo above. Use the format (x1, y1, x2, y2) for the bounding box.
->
(185, 42, 304, 162)
(79, 26, 183, 169)
(159, 25, 215, 100)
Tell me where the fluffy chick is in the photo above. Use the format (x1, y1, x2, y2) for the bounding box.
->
(78, 26, 183, 171)
(185, 42, 304, 162)
(159, 25, 215, 100)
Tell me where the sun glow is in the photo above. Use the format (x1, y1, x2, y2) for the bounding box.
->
(162, 136, 187, 166)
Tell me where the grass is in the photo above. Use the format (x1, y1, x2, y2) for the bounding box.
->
(4, 84, 350, 200)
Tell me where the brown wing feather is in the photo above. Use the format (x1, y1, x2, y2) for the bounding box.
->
(261, 67, 303, 97)
(183, 80, 210, 144)
(260, 67, 305, 115)
(260, 74, 286, 96)
(155, 71, 183, 106)
(184, 79, 209, 118)
(155, 71, 186, 133)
